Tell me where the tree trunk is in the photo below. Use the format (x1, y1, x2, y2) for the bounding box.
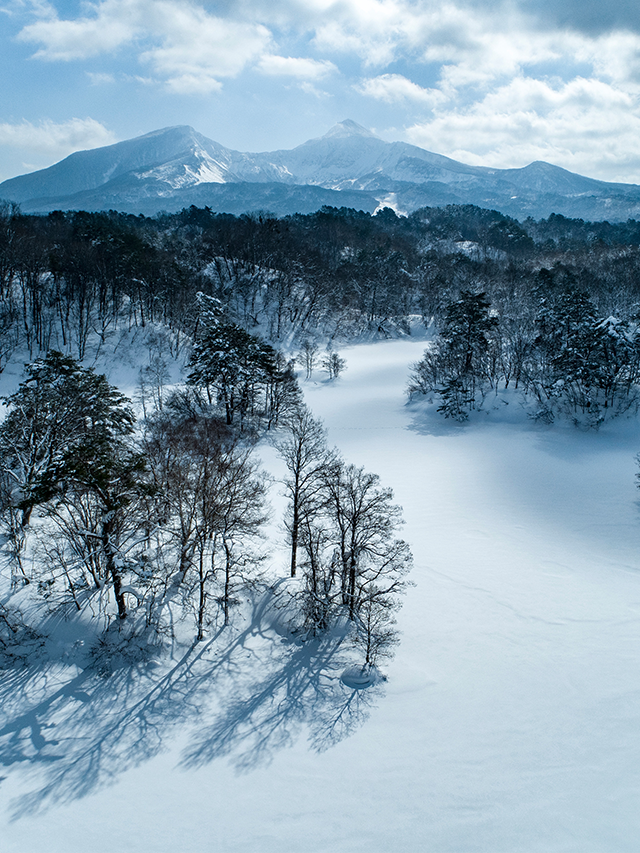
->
(103, 517, 127, 620)
(223, 540, 232, 625)
(197, 550, 206, 641)
(290, 496, 299, 577)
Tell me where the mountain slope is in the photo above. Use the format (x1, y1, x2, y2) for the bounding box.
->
(0, 126, 238, 202)
(3, 120, 640, 221)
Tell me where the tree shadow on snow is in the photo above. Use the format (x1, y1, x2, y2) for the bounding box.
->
(405, 398, 475, 437)
(180, 630, 376, 773)
(406, 391, 640, 453)
(0, 592, 379, 819)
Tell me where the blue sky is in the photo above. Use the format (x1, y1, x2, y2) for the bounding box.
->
(2, 0, 640, 183)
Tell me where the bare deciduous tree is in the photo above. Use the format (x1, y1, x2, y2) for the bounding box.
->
(274, 405, 334, 578)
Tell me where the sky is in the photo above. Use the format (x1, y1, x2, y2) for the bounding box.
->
(3, 0, 640, 183)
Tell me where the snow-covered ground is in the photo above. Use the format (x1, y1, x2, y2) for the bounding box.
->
(3, 337, 640, 852)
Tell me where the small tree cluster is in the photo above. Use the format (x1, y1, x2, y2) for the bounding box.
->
(143, 397, 268, 638)
(408, 287, 640, 426)
(188, 294, 300, 428)
(275, 406, 412, 668)
(322, 348, 347, 381)
(526, 288, 640, 425)
(297, 339, 319, 379)
(407, 290, 498, 421)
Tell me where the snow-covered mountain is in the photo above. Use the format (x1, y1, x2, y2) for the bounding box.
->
(3, 120, 640, 221)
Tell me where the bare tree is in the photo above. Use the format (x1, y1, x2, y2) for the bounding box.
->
(210, 445, 268, 627)
(322, 349, 347, 380)
(276, 413, 412, 662)
(297, 339, 319, 379)
(144, 398, 268, 638)
(274, 405, 334, 578)
(321, 461, 412, 665)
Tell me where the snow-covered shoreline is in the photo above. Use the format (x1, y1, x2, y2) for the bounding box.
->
(3, 337, 640, 852)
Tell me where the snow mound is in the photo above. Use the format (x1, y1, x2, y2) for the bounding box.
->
(340, 665, 380, 689)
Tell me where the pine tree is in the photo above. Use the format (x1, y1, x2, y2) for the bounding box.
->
(0, 351, 135, 526)
(408, 290, 498, 418)
(188, 295, 296, 428)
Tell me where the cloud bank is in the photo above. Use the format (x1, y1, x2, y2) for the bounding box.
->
(7, 0, 640, 183)
(0, 117, 115, 156)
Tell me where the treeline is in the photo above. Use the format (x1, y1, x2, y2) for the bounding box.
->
(4, 200, 640, 365)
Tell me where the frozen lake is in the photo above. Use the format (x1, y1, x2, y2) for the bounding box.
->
(3, 337, 640, 852)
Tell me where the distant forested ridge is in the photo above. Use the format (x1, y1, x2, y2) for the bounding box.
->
(3, 201, 640, 364)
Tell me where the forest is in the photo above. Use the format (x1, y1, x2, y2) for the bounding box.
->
(2, 197, 640, 668)
(3, 199, 640, 360)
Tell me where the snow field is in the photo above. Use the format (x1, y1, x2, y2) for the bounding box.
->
(2, 337, 640, 852)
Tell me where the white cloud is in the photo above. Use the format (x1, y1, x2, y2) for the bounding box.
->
(574, 30, 640, 90)
(86, 71, 116, 85)
(0, 118, 117, 178)
(2, 0, 56, 18)
(19, 0, 640, 93)
(255, 1, 640, 92)
(18, 0, 143, 60)
(312, 1, 423, 67)
(18, 0, 271, 93)
(17, 0, 640, 88)
(140, 6, 271, 86)
(357, 73, 446, 106)
(0, 117, 116, 155)
(164, 74, 223, 95)
(299, 80, 332, 98)
(406, 76, 640, 182)
(258, 55, 336, 78)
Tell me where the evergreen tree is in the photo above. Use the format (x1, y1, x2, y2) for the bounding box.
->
(187, 295, 297, 428)
(529, 287, 640, 424)
(51, 441, 149, 621)
(0, 351, 135, 526)
(408, 290, 498, 418)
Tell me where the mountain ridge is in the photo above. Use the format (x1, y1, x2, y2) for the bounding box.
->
(2, 120, 640, 221)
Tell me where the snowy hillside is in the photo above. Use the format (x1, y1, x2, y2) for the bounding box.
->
(2, 337, 640, 852)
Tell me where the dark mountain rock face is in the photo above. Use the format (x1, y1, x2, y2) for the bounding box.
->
(3, 120, 640, 222)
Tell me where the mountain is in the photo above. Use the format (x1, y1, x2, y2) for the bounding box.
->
(3, 120, 640, 221)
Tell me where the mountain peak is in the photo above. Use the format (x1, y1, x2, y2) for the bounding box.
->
(322, 120, 379, 140)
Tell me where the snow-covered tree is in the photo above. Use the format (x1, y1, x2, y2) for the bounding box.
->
(408, 290, 498, 419)
(528, 287, 640, 425)
(0, 351, 151, 620)
(47, 440, 149, 621)
(0, 351, 136, 526)
(188, 295, 299, 428)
